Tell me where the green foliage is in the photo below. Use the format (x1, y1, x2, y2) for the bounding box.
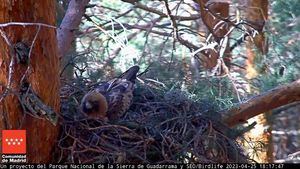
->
(57, 0, 300, 163)
(69, 0, 300, 110)
(272, 1, 300, 23)
(252, 0, 300, 92)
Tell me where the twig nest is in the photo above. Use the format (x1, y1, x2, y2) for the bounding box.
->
(57, 80, 250, 163)
(164, 89, 189, 106)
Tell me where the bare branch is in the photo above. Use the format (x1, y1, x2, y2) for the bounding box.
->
(123, 1, 201, 21)
(0, 22, 56, 29)
(222, 79, 300, 127)
(162, 0, 199, 51)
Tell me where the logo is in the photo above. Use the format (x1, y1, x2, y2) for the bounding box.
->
(2, 130, 26, 154)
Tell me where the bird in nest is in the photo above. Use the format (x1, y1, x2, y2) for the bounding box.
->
(80, 66, 140, 122)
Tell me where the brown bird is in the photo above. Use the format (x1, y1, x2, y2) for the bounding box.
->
(80, 66, 140, 121)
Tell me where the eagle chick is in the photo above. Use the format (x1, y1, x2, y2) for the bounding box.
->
(80, 65, 140, 121)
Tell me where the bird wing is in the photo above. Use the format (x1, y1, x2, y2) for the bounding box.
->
(92, 66, 139, 121)
(118, 65, 140, 82)
(104, 79, 134, 121)
(95, 65, 139, 93)
(94, 81, 111, 93)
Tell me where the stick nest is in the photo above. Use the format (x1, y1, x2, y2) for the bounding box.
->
(57, 79, 249, 163)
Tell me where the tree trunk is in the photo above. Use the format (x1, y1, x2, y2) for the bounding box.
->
(196, 0, 232, 73)
(57, 0, 75, 80)
(222, 80, 300, 163)
(57, 0, 90, 59)
(246, 0, 268, 55)
(0, 1, 60, 163)
(244, 0, 268, 79)
(222, 79, 300, 126)
(242, 0, 272, 162)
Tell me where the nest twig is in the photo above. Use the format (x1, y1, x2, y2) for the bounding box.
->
(57, 79, 250, 163)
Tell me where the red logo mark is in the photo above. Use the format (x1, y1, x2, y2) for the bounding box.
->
(2, 130, 26, 154)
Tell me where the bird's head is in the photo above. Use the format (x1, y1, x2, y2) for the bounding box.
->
(80, 91, 108, 120)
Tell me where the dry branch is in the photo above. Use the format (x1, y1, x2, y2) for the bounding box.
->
(122, 0, 201, 21)
(222, 79, 300, 127)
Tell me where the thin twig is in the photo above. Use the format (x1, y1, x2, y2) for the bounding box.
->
(0, 22, 56, 29)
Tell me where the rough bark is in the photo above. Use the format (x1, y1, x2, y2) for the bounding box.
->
(0, 1, 60, 163)
(242, 0, 271, 163)
(197, 0, 230, 40)
(246, 0, 268, 54)
(244, 0, 268, 79)
(57, 0, 76, 79)
(57, 0, 90, 59)
(245, 42, 259, 79)
(60, 43, 76, 79)
(222, 79, 300, 127)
